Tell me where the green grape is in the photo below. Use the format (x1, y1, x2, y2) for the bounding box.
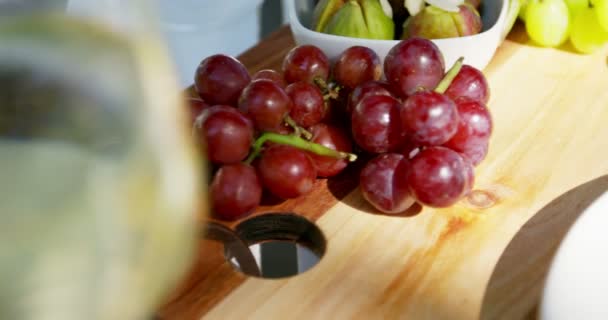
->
(595, 0, 608, 31)
(570, 6, 608, 53)
(564, 0, 588, 18)
(525, 0, 570, 47)
(520, 0, 530, 21)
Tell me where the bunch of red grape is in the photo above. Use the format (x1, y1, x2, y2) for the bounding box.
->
(351, 38, 493, 213)
(191, 48, 356, 221)
(190, 37, 493, 220)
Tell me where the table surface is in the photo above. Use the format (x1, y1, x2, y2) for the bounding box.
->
(158, 24, 608, 320)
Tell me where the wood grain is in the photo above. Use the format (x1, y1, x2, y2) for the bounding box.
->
(160, 24, 608, 320)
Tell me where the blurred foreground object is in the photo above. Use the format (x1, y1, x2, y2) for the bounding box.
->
(0, 1, 204, 319)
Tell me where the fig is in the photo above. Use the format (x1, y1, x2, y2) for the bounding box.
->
(452, 3, 483, 35)
(402, 3, 482, 39)
(324, 1, 371, 38)
(406, 0, 467, 16)
(465, 0, 482, 9)
(360, 0, 396, 39)
(313, 0, 395, 40)
(312, 0, 347, 32)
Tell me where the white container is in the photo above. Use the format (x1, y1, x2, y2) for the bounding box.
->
(285, 0, 510, 71)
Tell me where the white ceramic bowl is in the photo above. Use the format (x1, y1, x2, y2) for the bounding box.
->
(286, 0, 510, 71)
(539, 191, 608, 320)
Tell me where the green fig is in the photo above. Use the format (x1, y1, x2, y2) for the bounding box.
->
(360, 0, 395, 39)
(402, 3, 482, 39)
(323, 1, 371, 38)
(314, 0, 395, 39)
(313, 0, 347, 32)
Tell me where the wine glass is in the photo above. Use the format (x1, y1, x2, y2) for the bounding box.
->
(0, 1, 205, 319)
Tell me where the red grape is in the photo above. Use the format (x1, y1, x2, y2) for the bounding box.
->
(347, 80, 394, 114)
(187, 97, 209, 124)
(406, 146, 471, 208)
(238, 79, 292, 132)
(360, 153, 416, 214)
(211, 163, 262, 221)
(257, 145, 317, 199)
(443, 97, 492, 166)
(351, 94, 404, 153)
(401, 91, 459, 146)
(384, 38, 445, 97)
(308, 124, 352, 177)
(445, 65, 490, 104)
(458, 140, 489, 166)
(252, 69, 287, 89)
(282, 45, 330, 84)
(195, 105, 254, 164)
(285, 81, 326, 128)
(333, 46, 382, 90)
(195, 54, 251, 106)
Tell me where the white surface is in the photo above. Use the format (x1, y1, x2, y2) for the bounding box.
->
(540, 191, 608, 320)
(286, 0, 510, 71)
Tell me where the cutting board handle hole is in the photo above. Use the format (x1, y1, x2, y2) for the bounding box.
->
(224, 213, 326, 279)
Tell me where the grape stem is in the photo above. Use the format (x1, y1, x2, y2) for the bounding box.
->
(314, 77, 341, 100)
(314, 77, 329, 91)
(245, 132, 358, 164)
(434, 57, 465, 94)
(284, 115, 313, 140)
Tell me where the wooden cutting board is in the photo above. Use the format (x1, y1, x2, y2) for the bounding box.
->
(159, 24, 608, 320)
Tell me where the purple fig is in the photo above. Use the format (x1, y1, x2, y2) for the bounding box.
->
(465, 0, 481, 9)
(402, 3, 482, 40)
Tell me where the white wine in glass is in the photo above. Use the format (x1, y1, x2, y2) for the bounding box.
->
(0, 2, 205, 319)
